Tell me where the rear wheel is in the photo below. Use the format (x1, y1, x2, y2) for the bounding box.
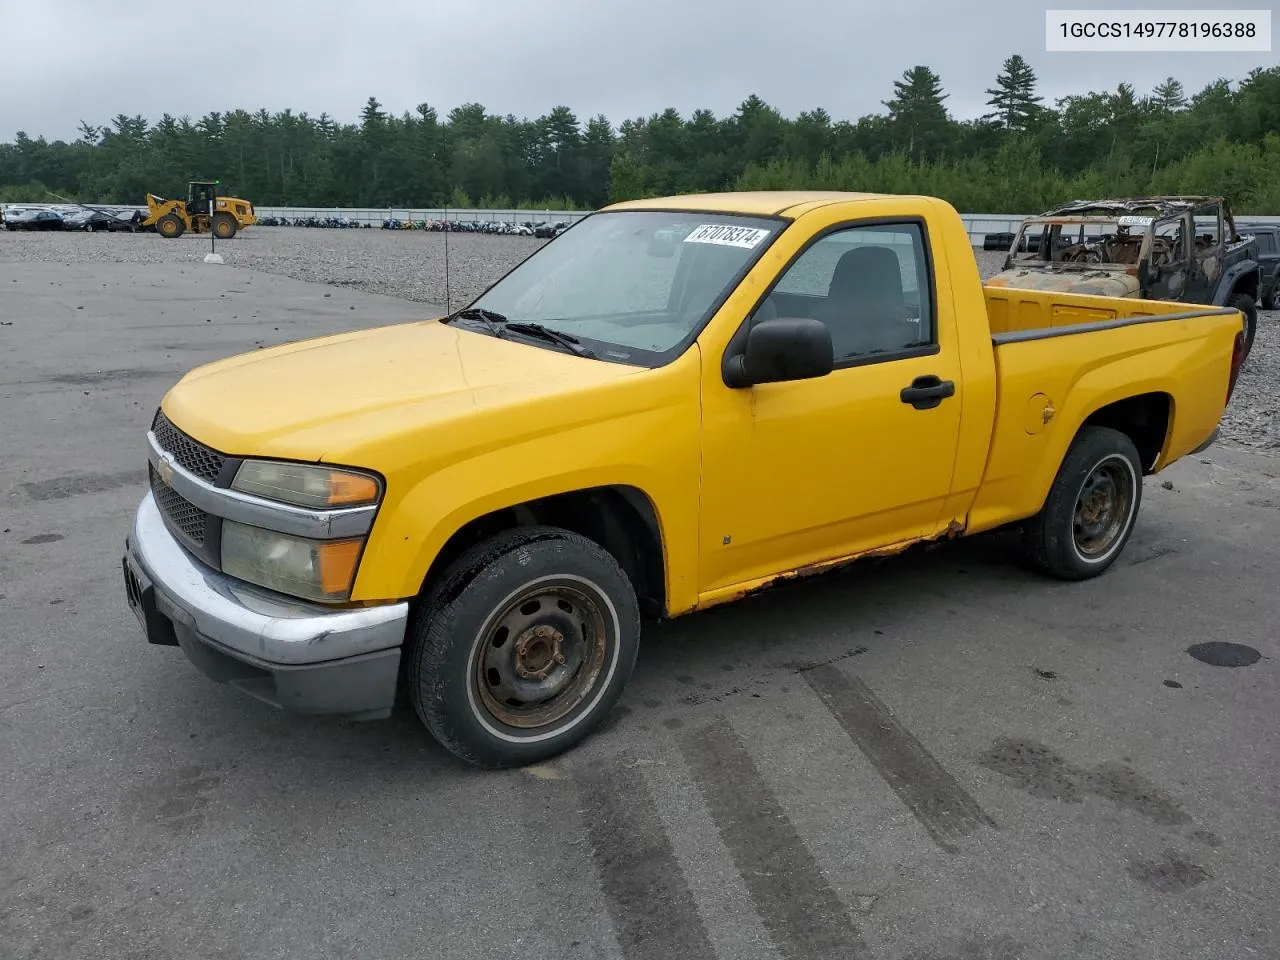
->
(408, 526, 640, 768)
(1023, 426, 1143, 581)
(156, 213, 184, 238)
(212, 212, 237, 239)
(1229, 292, 1257, 362)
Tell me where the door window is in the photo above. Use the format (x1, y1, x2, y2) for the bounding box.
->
(767, 223, 934, 364)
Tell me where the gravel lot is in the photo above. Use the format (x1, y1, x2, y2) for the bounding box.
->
(2, 226, 1275, 449)
(3, 246, 1279, 960)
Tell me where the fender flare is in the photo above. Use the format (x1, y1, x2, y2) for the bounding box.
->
(1213, 259, 1260, 305)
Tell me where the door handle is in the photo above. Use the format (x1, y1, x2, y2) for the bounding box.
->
(900, 375, 955, 410)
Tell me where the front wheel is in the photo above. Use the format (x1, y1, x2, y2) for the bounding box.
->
(156, 213, 184, 238)
(408, 526, 640, 768)
(212, 213, 237, 239)
(1023, 425, 1144, 581)
(1228, 292, 1257, 363)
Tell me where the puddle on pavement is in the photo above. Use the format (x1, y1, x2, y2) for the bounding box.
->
(1186, 642, 1261, 667)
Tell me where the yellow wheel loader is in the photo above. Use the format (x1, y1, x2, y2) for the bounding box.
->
(143, 181, 256, 239)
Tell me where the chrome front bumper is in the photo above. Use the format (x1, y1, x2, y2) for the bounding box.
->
(122, 491, 409, 720)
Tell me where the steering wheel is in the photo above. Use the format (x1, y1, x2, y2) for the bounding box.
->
(1065, 245, 1103, 263)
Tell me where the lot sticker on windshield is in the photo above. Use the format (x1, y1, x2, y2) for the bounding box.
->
(1117, 215, 1154, 227)
(684, 224, 771, 248)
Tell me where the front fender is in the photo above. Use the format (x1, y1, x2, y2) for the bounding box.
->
(347, 377, 703, 611)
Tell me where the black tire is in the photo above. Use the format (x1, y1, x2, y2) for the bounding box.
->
(156, 213, 184, 238)
(212, 213, 237, 239)
(407, 525, 640, 769)
(1229, 292, 1257, 362)
(1023, 425, 1143, 581)
(1266, 286, 1280, 312)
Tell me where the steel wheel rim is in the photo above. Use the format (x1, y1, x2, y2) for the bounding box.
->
(473, 581, 610, 730)
(1072, 455, 1135, 560)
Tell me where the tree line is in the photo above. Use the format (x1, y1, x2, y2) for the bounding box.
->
(2, 59, 1278, 214)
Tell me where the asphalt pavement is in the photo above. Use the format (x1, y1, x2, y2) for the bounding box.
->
(2, 261, 1278, 960)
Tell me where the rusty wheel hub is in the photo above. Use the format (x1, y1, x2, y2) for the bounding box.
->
(513, 624, 567, 681)
(1072, 457, 1133, 558)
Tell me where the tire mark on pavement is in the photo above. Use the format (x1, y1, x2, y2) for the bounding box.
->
(20, 469, 144, 500)
(805, 664, 996, 852)
(577, 755, 716, 960)
(682, 718, 866, 960)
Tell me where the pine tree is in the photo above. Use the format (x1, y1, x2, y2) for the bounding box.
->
(984, 55, 1043, 131)
(1150, 77, 1188, 111)
(883, 66, 950, 159)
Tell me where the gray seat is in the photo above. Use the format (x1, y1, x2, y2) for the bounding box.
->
(817, 246, 907, 359)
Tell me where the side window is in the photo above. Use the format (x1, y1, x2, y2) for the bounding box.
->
(768, 222, 933, 362)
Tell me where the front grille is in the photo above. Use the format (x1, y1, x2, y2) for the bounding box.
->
(150, 464, 209, 545)
(151, 409, 226, 483)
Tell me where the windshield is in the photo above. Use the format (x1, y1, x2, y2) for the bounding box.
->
(1007, 216, 1153, 269)
(462, 210, 783, 365)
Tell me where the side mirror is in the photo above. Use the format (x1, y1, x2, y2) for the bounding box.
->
(724, 316, 834, 388)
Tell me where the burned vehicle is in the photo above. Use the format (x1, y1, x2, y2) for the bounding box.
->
(988, 197, 1261, 360)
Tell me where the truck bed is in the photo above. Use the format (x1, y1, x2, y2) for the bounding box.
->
(962, 285, 1244, 536)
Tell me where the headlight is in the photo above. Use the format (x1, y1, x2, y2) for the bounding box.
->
(231, 460, 380, 509)
(221, 520, 364, 603)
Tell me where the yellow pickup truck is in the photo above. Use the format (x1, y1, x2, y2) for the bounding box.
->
(122, 191, 1247, 768)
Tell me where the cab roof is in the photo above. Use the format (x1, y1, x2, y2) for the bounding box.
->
(602, 190, 902, 218)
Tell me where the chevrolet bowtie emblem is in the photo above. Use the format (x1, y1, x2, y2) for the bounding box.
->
(157, 452, 176, 486)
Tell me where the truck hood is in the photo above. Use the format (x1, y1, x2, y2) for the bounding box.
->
(986, 265, 1141, 298)
(160, 319, 640, 460)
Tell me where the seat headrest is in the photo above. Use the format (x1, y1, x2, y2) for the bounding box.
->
(828, 246, 903, 300)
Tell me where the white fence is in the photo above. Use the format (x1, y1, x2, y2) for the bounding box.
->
(209, 206, 1280, 245)
(253, 206, 588, 227)
(6, 202, 1279, 245)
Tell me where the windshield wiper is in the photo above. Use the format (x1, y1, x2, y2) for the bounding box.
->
(444, 307, 508, 337)
(503, 322, 597, 358)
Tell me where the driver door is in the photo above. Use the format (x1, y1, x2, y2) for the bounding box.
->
(697, 219, 963, 595)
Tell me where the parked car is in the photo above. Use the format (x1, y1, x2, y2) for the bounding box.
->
(988, 196, 1261, 361)
(1236, 221, 1280, 310)
(123, 190, 1246, 769)
(2, 206, 64, 230)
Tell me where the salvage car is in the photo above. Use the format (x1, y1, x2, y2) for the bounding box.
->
(123, 190, 1248, 769)
(987, 196, 1261, 361)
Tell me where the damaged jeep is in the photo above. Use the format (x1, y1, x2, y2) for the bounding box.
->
(988, 196, 1261, 361)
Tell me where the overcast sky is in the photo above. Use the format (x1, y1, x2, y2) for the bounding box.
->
(0, 0, 1274, 142)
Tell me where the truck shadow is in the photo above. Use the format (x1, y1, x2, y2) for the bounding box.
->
(630, 527, 1035, 679)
